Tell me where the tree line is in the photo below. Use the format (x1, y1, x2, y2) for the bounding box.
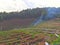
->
(0, 8, 47, 21)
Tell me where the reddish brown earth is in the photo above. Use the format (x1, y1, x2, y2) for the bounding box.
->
(0, 18, 35, 30)
(0, 32, 45, 45)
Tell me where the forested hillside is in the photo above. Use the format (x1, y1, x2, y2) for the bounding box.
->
(0, 8, 46, 30)
(0, 7, 60, 30)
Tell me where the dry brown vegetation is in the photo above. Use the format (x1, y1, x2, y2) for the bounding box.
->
(0, 18, 35, 30)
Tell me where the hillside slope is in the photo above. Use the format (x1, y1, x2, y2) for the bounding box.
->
(35, 18, 60, 30)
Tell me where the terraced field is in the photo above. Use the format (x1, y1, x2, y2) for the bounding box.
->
(35, 18, 60, 45)
(0, 18, 60, 45)
(0, 29, 46, 45)
(0, 27, 60, 45)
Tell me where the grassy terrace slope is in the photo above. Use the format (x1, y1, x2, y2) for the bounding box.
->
(0, 28, 60, 45)
(35, 18, 60, 30)
(0, 28, 47, 45)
